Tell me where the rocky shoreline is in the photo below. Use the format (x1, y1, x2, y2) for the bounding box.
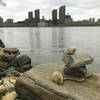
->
(15, 63, 100, 100)
(0, 39, 33, 100)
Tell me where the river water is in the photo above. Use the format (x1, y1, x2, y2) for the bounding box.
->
(0, 27, 100, 72)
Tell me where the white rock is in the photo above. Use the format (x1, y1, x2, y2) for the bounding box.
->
(52, 71, 63, 85)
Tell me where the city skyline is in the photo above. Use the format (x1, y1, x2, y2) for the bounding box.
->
(0, 0, 100, 22)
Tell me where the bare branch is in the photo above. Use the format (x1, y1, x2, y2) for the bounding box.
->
(0, 0, 6, 7)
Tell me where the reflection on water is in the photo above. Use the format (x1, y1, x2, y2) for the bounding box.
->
(0, 27, 100, 72)
(52, 28, 66, 52)
(58, 28, 65, 49)
(29, 28, 34, 52)
(52, 28, 58, 52)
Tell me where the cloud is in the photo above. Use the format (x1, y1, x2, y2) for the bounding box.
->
(0, 0, 100, 22)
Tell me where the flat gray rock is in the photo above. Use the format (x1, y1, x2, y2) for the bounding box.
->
(15, 63, 100, 100)
(63, 54, 94, 68)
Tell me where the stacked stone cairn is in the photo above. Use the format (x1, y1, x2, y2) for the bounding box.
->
(63, 47, 94, 80)
(0, 39, 33, 100)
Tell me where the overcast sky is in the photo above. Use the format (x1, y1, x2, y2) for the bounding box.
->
(0, 0, 100, 22)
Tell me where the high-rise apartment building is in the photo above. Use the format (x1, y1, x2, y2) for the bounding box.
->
(59, 5, 65, 24)
(35, 9, 40, 23)
(52, 9, 57, 24)
(0, 16, 3, 24)
(28, 11, 33, 21)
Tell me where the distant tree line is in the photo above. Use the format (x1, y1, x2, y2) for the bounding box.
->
(62, 20, 100, 27)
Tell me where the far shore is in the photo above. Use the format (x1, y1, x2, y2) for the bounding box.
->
(1, 24, 100, 28)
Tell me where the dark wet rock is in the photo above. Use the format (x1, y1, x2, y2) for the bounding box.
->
(0, 39, 5, 48)
(10, 55, 31, 66)
(13, 71, 22, 77)
(0, 66, 17, 78)
(15, 64, 32, 73)
(0, 52, 5, 62)
(3, 48, 20, 55)
(0, 61, 9, 69)
(0, 70, 7, 78)
(10, 55, 32, 72)
(15, 63, 100, 100)
(0, 46, 32, 79)
(21, 64, 32, 70)
(2, 55, 16, 64)
(4, 67, 16, 77)
(0, 52, 32, 78)
(0, 61, 9, 78)
(0, 51, 16, 63)
(63, 65, 87, 78)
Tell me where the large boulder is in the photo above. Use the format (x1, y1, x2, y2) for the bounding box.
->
(15, 63, 100, 100)
(63, 54, 94, 69)
(10, 55, 32, 72)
